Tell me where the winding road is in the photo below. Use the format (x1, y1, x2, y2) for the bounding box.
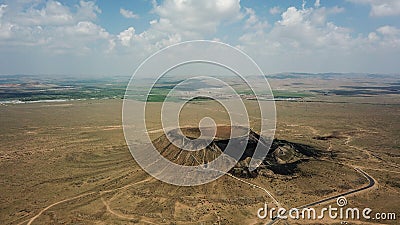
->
(189, 154, 282, 208)
(22, 165, 375, 225)
(266, 167, 376, 225)
(25, 175, 155, 225)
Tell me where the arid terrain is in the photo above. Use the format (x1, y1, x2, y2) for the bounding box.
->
(0, 74, 399, 224)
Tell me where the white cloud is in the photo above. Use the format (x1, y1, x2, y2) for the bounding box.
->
(312, 6, 344, 25)
(152, 0, 242, 38)
(42, 21, 111, 54)
(0, 4, 8, 18)
(244, 7, 268, 30)
(347, 0, 400, 17)
(76, 0, 101, 21)
(314, 0, 321, 8)
(377, 25, 400, 36)
(0, 0, 400, 75)
(241, 5, 350, 51)
(120, 8, 139, 19)
(238, 7, 269, 46)
(0, 0, 111, 53)
(367, 32, 379, 43)
(12, 0, 74, 26)
(269, 6, 282, 15)
(279, 7, 306, 26)
(118, 27, 135, 46)
(116, 25, 183, 54)
(5, 0, 101, 26)
(375, 25, 400, 47)
(237, 4, 400, 73)
(115, 0, 243, 52)
(64, 21, 109, 38)
(0, 4, 12, 39)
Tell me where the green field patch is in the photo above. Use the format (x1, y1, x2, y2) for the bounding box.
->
(272, 90, 314, 98)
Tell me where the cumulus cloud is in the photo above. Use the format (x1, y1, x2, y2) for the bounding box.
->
(118, 27, 135, 46)
(347, 0, 400, 17)
(120, 8, 139, 19)
(11, 1, 74, 26)
(312, 6, 345, 25)
(76, 1, 101, 20)
(377, 25, 400, 36)
(375, 25, 400, 47)
(268, 6, 351, 51)
(279, 7, 306, 26)
(63, 21, 109, 38)
(237, 3, 400, 73)
(0, 4, 12, 39)
(0, 0, 400, 75)
(152, 0, 242, 37)
(244, 7, 268, 30)
(269, 6, 282, 15)
(6, 0, 101, 26)
(116, 25, 182, 54)
(3, 0, 243, 57)
(0, 0, 111, 52)
(238, 7, 269, 46)
(115, 0, 243, 52)
(314, 0, 321, 8)
(0, 4, 6, 17)
(112, 0, 399, 73)
(240, 4, 350, 51)
(367, 32, 379, 42)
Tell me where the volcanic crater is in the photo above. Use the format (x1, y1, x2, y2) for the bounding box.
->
(151, 125, 321, 178)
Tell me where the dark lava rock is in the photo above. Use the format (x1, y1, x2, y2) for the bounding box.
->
(151, 126, 321, 178)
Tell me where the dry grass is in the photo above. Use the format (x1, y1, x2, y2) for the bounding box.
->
(0, 96, 399, 224)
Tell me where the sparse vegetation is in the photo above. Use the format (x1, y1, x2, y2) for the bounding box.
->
(0, 74, 399, 224)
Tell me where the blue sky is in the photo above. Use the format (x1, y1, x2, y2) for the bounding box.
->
(0, 0, 399, 76)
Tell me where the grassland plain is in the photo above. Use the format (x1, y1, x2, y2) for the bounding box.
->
(0, 94, 399, 224)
